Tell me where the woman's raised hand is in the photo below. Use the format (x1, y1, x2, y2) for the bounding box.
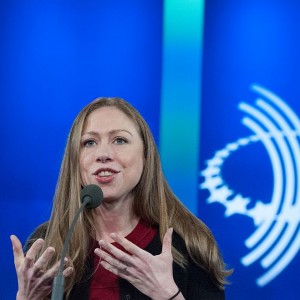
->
(10, 235, 73, 300)
(94, 228, 183, 300)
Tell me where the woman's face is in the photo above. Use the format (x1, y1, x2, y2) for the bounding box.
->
(79, 107, 144, 203)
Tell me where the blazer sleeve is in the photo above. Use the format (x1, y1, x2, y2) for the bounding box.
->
(172, 232, 225, 300)
(185, 257, 225, 300)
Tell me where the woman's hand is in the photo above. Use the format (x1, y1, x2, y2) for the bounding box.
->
(10, 235, 73, 300)
(94, 228, 184, 300)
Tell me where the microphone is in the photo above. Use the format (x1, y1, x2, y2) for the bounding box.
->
(51, 184, 103, 300)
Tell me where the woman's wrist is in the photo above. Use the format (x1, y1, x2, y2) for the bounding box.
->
(150, 285, 182, 300)
(168, 289, 181, 300)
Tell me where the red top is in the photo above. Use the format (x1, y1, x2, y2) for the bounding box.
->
(89, 219, 157, 300)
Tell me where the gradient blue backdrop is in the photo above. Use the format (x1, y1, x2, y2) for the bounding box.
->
(199, 1, 300, 299)
(0, 1, 162, 298)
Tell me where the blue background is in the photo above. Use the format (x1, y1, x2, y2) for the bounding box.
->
(199, 0, 300, 299)
(1, 1, 299, 299)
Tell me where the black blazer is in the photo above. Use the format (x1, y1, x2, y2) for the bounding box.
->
(25, 223, 225, 300)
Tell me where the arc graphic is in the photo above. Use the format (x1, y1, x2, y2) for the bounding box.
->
(200, 83, 300, 286)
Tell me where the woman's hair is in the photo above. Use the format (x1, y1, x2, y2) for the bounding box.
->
(39, 97, 231, 297)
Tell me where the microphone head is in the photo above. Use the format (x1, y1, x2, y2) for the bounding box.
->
(80, 184, 103, 209)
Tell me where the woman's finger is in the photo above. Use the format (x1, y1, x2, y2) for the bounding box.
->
(99, 259, 132, 277)
(95, 247, 130, 271)
(10, 235, 25, 269)
(24, 238, 45, 269)
(109, 233, 147, 257)
(44, 257, 73, 278)
(161, 228, 173, 256)
(98, 238, 143, 267)
(62, 266, 73, 278)
(41, 259, 61, 282)
(32, 247, 55, 276)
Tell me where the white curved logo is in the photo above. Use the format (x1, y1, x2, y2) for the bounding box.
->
(200, 83, 300, 286)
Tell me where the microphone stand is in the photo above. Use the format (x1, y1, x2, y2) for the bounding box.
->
(51, 197, 90, 300)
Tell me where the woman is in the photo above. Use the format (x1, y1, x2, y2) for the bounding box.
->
(11, 97, 232, 299)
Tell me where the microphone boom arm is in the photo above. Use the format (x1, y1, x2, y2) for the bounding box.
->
(51, 197, 90, 300)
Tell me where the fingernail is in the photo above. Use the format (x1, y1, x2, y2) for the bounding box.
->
(36, 239, 44, 245)
(47, 247, 55, 254)
(10, 235, 15, 249)
(64, 267, 73, 277)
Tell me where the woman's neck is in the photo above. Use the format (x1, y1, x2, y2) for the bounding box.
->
(93, 200, 139, 242)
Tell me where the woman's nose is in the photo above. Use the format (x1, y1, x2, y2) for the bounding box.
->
(96, 155, 112, 163)
(95, 144, 113, 163)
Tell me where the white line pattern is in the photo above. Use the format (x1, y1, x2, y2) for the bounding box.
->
(200, 83, 300, 286)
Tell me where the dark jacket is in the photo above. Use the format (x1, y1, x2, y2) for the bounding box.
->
(25, 223, 225, 300)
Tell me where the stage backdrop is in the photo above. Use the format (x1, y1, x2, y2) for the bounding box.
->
(1, 1, 299, 299)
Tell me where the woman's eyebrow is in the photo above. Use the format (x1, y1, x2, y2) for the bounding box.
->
(109, 129, 133, 136)
(81, 129, 133, 137)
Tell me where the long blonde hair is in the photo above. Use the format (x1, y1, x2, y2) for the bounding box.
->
(40, 97, 231, 297)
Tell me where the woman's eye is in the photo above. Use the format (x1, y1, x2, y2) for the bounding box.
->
(83, 140, 96, 147)
(114, 138, 127, 145)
